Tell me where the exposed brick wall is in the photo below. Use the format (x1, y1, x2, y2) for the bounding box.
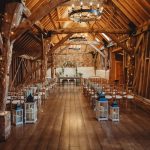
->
(54, 53, 94, 67)
(95, 53, 104, 70)
(47, 47, 108, 78)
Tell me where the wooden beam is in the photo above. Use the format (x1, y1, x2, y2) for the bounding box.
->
(11, 0, 70, 41)
(49, 28, 130, 34)
(59, 41, 100, 45)
(56, 7, 62, 28)
(48, 34, 73, 56)
(54, 53, 91, 55)
(138, 19, 150, 28)
(28, 32, 42, 43)
(22, 4, 31, 17)
(136, 21, 150, 35)
(0, 2, 24, 111)
(0, 40, 13, 111)
(51, 53, 55, 78)
(23, 64, 42, 84)
(133, 31, 150, 99)
(56, 45, 70, 54)
(55, 18, 72, 22)
(107, 34, 132, 56)
(94, 19, 133, 56)
(134, 33, 144, 54)
(104, 7, 115, 28)
(48, 14, 60, 41)
(41, 35, 48, 82)
(22, 59, 29, 73)
(0, 33, 3, 49)
(112, 0, 139, 25)
(13, 48, 41, 59)
(112, 47, 122, 53)
(10, 58, 23, 90)
(89, 44, 106, 58)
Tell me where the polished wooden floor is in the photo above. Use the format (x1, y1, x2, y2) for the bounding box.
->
(0, 85, 150, 150)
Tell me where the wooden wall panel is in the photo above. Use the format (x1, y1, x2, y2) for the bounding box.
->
(133, 31, 150, 99)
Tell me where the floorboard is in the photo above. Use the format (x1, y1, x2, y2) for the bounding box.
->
(0, 85, 150, 150)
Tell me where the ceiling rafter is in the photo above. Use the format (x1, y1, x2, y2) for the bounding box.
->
(48, 13, 61, 41)
(112, 0, 140, 25)
(11, 0, 150, 61)
(49, 27, 130, 34)
(134, 0, 150, 18)
(105, 8, 126, 29)
(56, 7, 62, 28)
(113, 11, 129, 29)
(95, 22, 132, 56)
(84, 22, 105, 56)
(11, 0, 70, 41)
(124, 0, 145, 23)
(103, 8, 116, 28)
(48, 34, 73, 56)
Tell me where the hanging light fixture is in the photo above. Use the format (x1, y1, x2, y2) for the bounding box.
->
(68, 1, 104, 23)
(69, 33, 87, 41)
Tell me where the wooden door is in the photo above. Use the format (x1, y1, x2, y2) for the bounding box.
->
(115, 61, 123, 83)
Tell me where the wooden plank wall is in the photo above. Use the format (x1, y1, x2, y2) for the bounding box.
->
(9, 57, 43, 89)
(109, 29, 150, 100)
(133, 31, 150, 99)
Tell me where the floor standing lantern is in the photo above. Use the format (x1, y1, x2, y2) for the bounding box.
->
(12, 104, 23, 125)
(96, 97, 108, 121)
(34, 95, 41, 109)
(110, 101, 119, 121)
(24, 94, 37, 123)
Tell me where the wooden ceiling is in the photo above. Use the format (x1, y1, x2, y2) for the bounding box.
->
(12, 0, 150, 59)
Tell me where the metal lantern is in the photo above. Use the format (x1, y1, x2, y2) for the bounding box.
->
(24, 101, 37, 123)
(96, 98, 108, 121)
(12, 108, 23, 125)
(109, 106, 119, 121)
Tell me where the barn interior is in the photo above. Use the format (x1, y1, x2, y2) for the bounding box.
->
(0, 0, 150, 149)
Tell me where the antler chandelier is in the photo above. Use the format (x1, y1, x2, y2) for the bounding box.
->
(68, 1, 103, 22)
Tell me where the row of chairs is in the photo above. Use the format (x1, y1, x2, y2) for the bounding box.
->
(6, 78, 57, 112)
(83, 80, 135, 110)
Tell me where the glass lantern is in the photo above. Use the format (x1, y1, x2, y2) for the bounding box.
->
(109, 106, 119, 121)
(96, 98, 108, 121)
(12, 108, 23, 125)
(24, 101, 37, 123)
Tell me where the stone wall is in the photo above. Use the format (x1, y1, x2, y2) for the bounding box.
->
(46, 67, 109, 79)
(54, 53, 94, 67)
(46, 48, 109, 79)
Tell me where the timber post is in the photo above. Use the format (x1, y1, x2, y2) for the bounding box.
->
(51, 54, 55, 78)
(41, 35, 48, 82)
(0, 1, 24, 141)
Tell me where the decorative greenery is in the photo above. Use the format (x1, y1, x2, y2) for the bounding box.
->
(63, 61, 76, 67)
(78, 72, 83, 77)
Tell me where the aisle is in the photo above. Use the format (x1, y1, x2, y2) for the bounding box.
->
(0, 85, 150, 150)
